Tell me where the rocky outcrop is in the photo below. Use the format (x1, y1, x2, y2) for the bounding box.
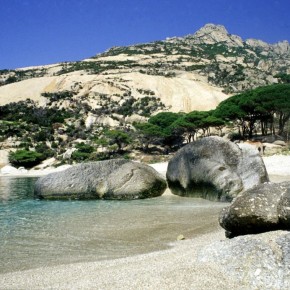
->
(198, 230, 290, 289)
(166, 136, 269, 201)
(1, 24, 289, 111)
(62, 148, 77, 160)
(85, 114, 120, 129)
(34, 159, 167, 200)
(219, 182, 290, 237)
(192, 23, 244, 47)
(0, 150, 9, 167)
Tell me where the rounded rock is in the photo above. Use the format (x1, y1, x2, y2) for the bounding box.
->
(166, 136, 269, 201)
(34, 159, 167, 200)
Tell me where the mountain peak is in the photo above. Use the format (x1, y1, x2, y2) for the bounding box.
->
(191, 23, 243, 46)
(196, 23, 229, 35)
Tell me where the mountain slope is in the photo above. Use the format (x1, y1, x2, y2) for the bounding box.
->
(0, 71, 227, 112)
(1, 23, 289, 113)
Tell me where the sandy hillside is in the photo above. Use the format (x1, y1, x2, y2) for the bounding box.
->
(0, 69, 228, 112)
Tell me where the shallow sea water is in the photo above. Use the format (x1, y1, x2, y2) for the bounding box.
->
(0, 176, 225, 274)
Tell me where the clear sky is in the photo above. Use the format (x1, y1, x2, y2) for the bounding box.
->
(1, 0, 289, 69)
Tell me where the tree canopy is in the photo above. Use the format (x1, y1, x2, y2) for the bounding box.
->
(215, 84, 290, 137)
(134, 122, 166, 151)
(170, 110, 224, 142)
(104, 129, 131, 152)
(134, 110, 225, 150)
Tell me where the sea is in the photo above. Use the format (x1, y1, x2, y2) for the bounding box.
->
(0, 176, 225, 274)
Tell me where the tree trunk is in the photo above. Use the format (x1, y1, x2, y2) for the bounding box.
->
(278, 112, 290, 135)
(261, 121, 265, 136)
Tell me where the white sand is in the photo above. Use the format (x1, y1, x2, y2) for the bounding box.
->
(149, 162, 168, 177)
(0, 164, 72, 177)
(263, 155, 290, 176)
(2, 154, 290, 180)
(1, 155, 290, 289)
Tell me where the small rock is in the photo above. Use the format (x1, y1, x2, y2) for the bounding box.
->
(273, 140, 286, 146)
(177, 234, 185, 240)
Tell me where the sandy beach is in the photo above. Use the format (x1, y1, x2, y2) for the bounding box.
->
(0, 231, 238, 290)
(0, 155, 290, 289)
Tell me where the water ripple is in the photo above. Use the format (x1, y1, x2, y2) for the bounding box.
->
(0, 176, 225, 274)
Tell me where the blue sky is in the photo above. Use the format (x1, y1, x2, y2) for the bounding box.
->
(1, 0, 289, 69)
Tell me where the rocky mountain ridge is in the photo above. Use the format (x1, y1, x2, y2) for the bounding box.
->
(0, 23, 289, 114)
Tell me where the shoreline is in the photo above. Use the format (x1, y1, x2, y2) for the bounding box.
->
(1, 154, 290, 178)
(1, 156, 290, 188)
(0, 229, 240, 290)
(1, 155, 290, 288)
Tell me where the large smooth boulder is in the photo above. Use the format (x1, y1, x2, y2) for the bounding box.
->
(34, 159, 167, 200)
(166, 136, 269, 201)
(198, 230, 290, 289)
(219, 182, 290, 237)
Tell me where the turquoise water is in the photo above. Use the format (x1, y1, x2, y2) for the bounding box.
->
(0, 176, 225, 274)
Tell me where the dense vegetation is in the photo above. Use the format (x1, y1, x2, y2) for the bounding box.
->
(1, 84, 289, 167)
(214, 84, 290, 137)
(9, 150, 46, 168)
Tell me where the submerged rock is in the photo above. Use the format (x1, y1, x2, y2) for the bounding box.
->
(166, 136, 268, 201)
(219, 182, 290, 237)
(34, 159, 167, 200)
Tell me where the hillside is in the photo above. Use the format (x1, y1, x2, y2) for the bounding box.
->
(1, 24, 289, 112)
(0, 23, 289, 168)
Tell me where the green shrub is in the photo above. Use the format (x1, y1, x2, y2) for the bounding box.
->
(35, 143, 55, 159)
(5, 75, 18, 84)
(9, 150, 44, 168)
(71, 143, 95, 162)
